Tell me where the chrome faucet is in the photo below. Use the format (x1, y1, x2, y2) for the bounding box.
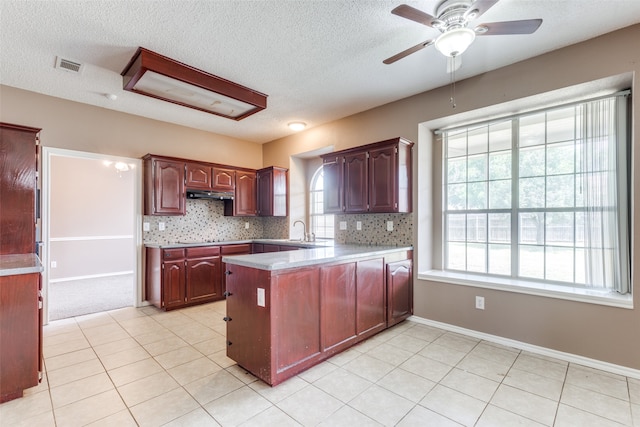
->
(293, 220, 307, 242)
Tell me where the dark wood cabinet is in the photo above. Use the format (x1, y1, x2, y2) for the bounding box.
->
(386, 259, 413, 327)
(321, 137, 413, 214)
(257, 166, 288, 217)
(220, 244, 251, 295)
(0, 123, 39, 255)
(344, 152, 369, 213)
(225, 250, 411, 386)
(143, 155, 185, 216)
(212, 167, 235, 191)
(186, 246, 222, 303)
(227, 170, 257, 216)
(322, 155, 343, 214)
(185, 162, 211, 190)
(146, 246, 223, 310)
(0, 272, 41, 403)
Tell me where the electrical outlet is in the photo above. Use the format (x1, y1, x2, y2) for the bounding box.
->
(245, 222, 250, 229)
(51, 261, 57, 268)
(158, 222, 165, 231)
(356, 221, 362, 230)
(143, 222, 150, 231)
(386, 221, 394, 231)
(339, 221, 347, 230)
(475, 296, 485, 310)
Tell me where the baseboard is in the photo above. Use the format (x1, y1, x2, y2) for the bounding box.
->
(408, 315, 640, 380)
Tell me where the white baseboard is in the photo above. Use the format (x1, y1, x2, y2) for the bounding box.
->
(408, 315, 640, 380)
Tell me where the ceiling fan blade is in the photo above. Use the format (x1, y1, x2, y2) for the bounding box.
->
(464, 0, 499, 20)
(475, 19, 543, 35)
(383, 40, 434, 64)
(391, 4, 438, 27)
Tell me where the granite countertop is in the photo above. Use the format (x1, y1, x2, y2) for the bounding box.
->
(144, 239, 332, 249)
(0, 253, 44, 277)
(222, 244, 412, 271)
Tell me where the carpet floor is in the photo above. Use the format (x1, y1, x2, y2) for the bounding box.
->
(48, 274, 134, 321)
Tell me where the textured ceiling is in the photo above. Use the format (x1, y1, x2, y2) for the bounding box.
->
(2, 0, 640, 144)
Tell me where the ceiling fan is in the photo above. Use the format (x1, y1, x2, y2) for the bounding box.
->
(384, 0, 542, 64)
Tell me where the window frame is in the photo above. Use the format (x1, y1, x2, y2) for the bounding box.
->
(309, 165, 334, 240)
(439, 91, 631, 295)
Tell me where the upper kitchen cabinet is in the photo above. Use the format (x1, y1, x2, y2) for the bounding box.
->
(212, 167, 235, 192)
(0, 123, 40, 255)
(185, 162, 211, 190)
(143, 155, 185, 216)
(257, 166, 288, 217)
(185, 162, 236, 192)
(226, 170, 257, 216)
(321, 137, 413, 214)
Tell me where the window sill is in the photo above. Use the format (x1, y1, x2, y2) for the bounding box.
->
(418, 270, 633, 309)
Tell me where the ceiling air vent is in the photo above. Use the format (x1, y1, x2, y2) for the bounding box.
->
(55, 56, 83, 74)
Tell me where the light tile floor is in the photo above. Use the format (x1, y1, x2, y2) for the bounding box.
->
(1, 300, 639, 426)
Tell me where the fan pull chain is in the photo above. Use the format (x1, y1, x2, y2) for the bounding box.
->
(449, 55, 457, 109)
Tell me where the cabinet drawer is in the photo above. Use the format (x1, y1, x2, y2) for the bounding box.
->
(186, 246, 220, 258)
(163, 248, 185, 260)
(221, 244, 251, 255)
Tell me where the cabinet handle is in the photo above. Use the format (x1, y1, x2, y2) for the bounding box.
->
(225, 270, 232, 275)
(223, 291, 232, 297)
(227, 341, 232, 346)
(223, 316, 232, 322)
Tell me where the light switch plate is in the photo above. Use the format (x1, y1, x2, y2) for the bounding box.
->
(356, 221, 362, 230)
(158, 222, 165, 231)
(245, 222, 250, 229)
(143, 222, 150, 231)
(339, 221, 347, 230)
(386, 221, 393, 231)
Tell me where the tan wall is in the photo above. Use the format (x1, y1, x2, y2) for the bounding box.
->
(263, 24, 640, 369)
(0, 85, 263, 169)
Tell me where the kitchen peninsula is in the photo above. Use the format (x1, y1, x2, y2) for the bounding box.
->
(222, 244, 413, 386)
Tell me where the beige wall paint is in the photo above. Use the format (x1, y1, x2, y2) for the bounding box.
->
(0, 85, 263, 169)
(263, 24, 640, 370)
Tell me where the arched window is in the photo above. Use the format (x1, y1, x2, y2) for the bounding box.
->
(310, 165, 334, 239)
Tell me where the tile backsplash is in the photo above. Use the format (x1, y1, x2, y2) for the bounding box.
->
(334, 213, 413, 246)
(143, 199, 413, 247)
(143, 199, 282, 244)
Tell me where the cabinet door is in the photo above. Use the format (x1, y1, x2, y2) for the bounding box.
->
(369, 145, 397, 213)
(356, 258, 385, 336)
(162, 260, 185, 309)
(212, 167, 235, 191)
(320, 263, 357, 352)
(256, 168, 273, 216)
(322, 157, 343, 213)
(234, 171, 257, 216)
(344, 151, 368, 213)
(0, 124, 38, 255)
(185, 162, 212, 190)
(153, 160, 185, 215)
(386, 260, 413, 327)
(186, 256, 221, 303)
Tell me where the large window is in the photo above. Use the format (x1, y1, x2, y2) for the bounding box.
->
(442, 92, 630, 293)
(310, 166, 334, 239)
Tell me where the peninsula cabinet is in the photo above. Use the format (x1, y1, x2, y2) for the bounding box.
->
(146, 246, 222, 310)
(321, 137, 413, 214)
(143, 155, 185, 216)
(225, 249, 412, 386)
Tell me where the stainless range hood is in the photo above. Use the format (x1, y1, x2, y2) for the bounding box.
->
(186, 190, 234, 200)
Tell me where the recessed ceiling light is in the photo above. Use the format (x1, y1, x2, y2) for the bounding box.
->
(288, 122, 306, 131)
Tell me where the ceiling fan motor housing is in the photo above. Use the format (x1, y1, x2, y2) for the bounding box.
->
(434, 0, 475, 31)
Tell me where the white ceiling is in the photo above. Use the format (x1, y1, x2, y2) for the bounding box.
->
(2, 0, 640, 144)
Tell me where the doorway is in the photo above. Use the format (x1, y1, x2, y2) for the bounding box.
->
(42, 148, 141, 322)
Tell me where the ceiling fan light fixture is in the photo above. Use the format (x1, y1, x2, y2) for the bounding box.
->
(434, 27, 476, 57)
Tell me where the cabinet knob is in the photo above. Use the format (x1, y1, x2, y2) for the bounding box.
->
(225, 270, 232, 275)
(223, 291, 232, 297)
(223, 316, 232, 322)
(227, 341, 232, 346)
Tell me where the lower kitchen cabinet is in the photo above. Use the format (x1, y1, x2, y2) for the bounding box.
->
(146, 246, 222, 310)
(387, 259, 413, 327)
(0, 272, 42, 403)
